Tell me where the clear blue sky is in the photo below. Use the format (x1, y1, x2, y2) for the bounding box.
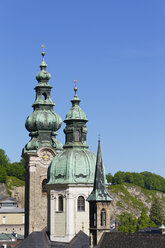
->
(0, 0, 165, 177)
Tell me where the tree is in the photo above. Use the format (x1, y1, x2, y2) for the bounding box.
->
(113, 171, 125, 184)
(106, 173, 113, 183)
(0, 149, 10, 168)
(149, 198, 164, 226)
(137, 208, 152, 230)
(125, 172, 134, 184)
(6, 159, 25, 181)
(118, 212, 137, 233)
(0, 166, 7, 183)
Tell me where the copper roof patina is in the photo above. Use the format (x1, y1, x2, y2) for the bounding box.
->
(87, 139, 112, 202)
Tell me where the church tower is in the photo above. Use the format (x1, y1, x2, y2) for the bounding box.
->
(87, 139, 112, 246)
(22, 48, 62, 237)
(47, 81, 97, 242)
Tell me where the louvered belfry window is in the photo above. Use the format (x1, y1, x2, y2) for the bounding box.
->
(58, 195, 63, 212)
(101, 209, 106, 226)
(75, 130, 80, 142)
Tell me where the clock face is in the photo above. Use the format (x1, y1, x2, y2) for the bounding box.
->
(40, 150, 54, 167)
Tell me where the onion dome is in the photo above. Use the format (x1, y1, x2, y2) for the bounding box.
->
(47, 80, 96, 185)
(64, 95, 87, 121)
(24, 46, 62, 152)
(36, 50, 51, 83)
(64, 81, 87, 122)
(25, 110, 62, 133)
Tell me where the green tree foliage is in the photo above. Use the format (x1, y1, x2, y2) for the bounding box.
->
(149, 198, 164, 226)
(0, 149, 10, 183)
(0, 166, 7, 183)
(137, 208, 153, 230)
(106, 173, 113, 183)
(6, 160, 25, 181)
(118, 212, 137, 233)
(109, 171, 165, 193)
(118, 209, 156, 233)
(0, 149, 10, 168)
(0, 149, 25, 182)
(113, 171, 125, 184)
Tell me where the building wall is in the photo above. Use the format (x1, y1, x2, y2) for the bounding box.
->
(48, 185, 93, 243)
(0, 213, 24, 225)
(96, 202, 111, 245)
(23, 147, 56, 236)
(0, 224, 24, 235)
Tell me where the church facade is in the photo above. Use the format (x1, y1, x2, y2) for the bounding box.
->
(22, 49, 112, 245)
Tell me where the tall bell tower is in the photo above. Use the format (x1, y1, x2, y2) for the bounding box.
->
(87, 139, 112, 246)
(22, 47, 62, 237)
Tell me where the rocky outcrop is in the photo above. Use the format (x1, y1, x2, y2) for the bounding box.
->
(0, 182, 164, 221)
(108, 184, 165, 221)
(0, 182, 24, 208)
(0, 183, 9, 198)
(10, 186, 25, 208)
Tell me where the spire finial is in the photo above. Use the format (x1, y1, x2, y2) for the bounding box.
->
(41, 44, 45, 60)
(98, 134, 101, 143)
(74, 79, 78, 96)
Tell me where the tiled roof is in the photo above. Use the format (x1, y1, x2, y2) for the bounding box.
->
(17, 231, 89, 248)
(0, 207, 24, 213)
(98, 232, 165, 248)
(0, 233, 24, 241)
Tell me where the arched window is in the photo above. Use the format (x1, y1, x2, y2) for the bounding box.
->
(58, 195, 63, 212)
(42, 179, 47, 193)
(101, 209, 106, 226)
(77, 196, 85, 211)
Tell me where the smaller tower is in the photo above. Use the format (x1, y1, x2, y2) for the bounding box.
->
(47, 81, 97, 242)
(87, 139, 112, 246)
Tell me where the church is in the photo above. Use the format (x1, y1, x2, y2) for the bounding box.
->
(19, 48, 112, 247)
(17, 49, 165, 248)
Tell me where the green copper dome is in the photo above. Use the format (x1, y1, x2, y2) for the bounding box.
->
(48, 147, 96, 184)
(47, 80, 96, 184)
(36, 58, 51, 83)
(64, 96, 87, 122)
(25, 110, 62, 132)
(24, 48, 62, 152)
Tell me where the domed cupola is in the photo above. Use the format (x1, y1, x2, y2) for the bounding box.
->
(47, 81, 96, 185)
(24, 46, 62, 152)
(63, 80, 88, 149)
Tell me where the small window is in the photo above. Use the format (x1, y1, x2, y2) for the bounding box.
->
(42, 179, 47, 193)
(42, 93, 47, 100)
(58, 195, 63, 212)
(22, 215, 25, 224)
(94, 213, 96, 226)
(101, 209, 106, 226)
(75, 130, 80, 142)
(3, 216, 5, 224)
(77, 196, 85, 211)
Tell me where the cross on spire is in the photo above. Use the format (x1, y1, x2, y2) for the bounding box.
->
(41, 44, 45, 59)
(74, 79, 78, 96)
(41, 44, 45, 51)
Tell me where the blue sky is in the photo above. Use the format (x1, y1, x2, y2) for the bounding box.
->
(0, 0, 165, 177)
